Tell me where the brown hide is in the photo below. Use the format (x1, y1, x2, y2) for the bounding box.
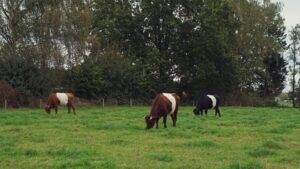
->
(44, 93, 76, 114)
(145, 93, 180, 129)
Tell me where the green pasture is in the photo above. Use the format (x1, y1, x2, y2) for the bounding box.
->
(0, 106, 299, 169)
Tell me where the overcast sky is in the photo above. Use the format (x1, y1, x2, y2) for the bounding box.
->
(271, 0, 300, 30)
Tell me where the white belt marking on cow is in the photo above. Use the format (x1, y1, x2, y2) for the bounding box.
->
(162, 93, 176, 114)
(56, 93, 68, 105)
(207, 95, 216, 108)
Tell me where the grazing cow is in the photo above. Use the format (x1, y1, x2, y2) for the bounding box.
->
(193, 95, 221, 117)
(145, 93, 180, 129)
(44, 93, 76, 114)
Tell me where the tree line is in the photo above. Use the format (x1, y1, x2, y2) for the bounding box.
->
(0, 0, 291, 106)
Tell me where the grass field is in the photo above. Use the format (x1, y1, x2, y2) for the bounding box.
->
(0, 106, 299, 169)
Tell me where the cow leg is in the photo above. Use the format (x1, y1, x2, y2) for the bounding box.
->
(71, 104, 76, 115)
(171, 114, 177, 127)
(55, 107, 58, 114)
(217, 107, 221, 117)
(155, 119, 159, 128)
(163, 115, 167, 128)
(67, 103, 76, 115)
(200, 109, 203, 116)
(205, 109, 208, 116)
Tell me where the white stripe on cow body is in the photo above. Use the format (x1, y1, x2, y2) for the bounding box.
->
(162, 93, 176, 114)
(56, 93, 68, 105)
(207, 95, 216, 108)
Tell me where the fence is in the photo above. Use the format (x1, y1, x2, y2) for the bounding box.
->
(1, 95, 285, 109)
(1, 97, 152, 109)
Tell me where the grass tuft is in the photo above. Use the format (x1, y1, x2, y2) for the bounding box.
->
(147, 153, 175, 162)
(262, 140, 285, 150)
(227, 160, 265, 169)
(248, 146, 275, 157)
(46, 148, 83, 158)
(24, 149, 38, 157)
(267, 127, 290, 134)
(109, 139, 128, 145)
(183, 140, 218, 148)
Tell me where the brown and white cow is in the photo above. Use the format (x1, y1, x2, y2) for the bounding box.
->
(145, 93, 180, 129)
(44, 93, 76, 114)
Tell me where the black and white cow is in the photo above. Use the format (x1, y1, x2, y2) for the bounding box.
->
(193, 95, 221, 117)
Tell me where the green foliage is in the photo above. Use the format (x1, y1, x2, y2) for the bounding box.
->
(0, 0, 289, 105)
(0, 80, 17, 107)
(68, 59, 107, 99)
(258, 53, 287, 97)
(0, 48, 51, 97)
(69, 47, 144, 102)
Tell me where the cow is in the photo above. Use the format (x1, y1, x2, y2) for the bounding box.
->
(145, 93, 180, 129)
(193, 95, 221, 117)
(44, 93, 76, 114)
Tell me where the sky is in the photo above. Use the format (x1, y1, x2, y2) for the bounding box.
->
(271, 0, 300, 29)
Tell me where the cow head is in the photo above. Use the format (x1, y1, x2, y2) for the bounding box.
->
(193, 108, 200, 115)
(44, 105, 51, 113)
(145, 115, 155, 129)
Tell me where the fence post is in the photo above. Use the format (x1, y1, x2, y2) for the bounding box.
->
(39, 99, 42, 108)
(130, 98, 133, 107)
(4, 99, 7, 109)
(102, 98, 105, 107)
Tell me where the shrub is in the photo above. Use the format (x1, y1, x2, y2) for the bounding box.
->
(0, 81, 17, 108)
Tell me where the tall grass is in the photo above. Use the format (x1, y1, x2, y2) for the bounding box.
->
(0, 106, 299, 169)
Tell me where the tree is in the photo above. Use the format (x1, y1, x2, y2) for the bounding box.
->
(172, 0, 240, 97)
(258, 53, 287, 97)
(69, 46, 144, 103)
(288, 24, 300, 107)
(228, 0, 286, 96)
(255, 0, 287, 97)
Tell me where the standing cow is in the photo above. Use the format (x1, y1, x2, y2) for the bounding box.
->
(145, 93, 180, 129)
(193, 95, 221, 117)
(44, 93, 76, 114)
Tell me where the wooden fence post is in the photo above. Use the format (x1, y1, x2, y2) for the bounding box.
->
(102, 98, 105, 107)
(130, 98, 133, 107)
(4, 99, 7, 109)
(40, 99, 42, 108)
